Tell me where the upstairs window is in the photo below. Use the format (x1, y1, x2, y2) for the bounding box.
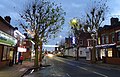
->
(79, 40, 83, 45)
(102, 35, 104, 44)
(118, 32, 120, 41)
(111, 33, 115, 43)
(106, 35, 109, 43)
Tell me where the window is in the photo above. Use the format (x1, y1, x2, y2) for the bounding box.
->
(106, 35, 109, 43)
(108, 48, 112, 57)
(6, 47, 11, 60)
(80, 51, 82, 55)
(111, 33, 115, 43)
(79, 40, 83, 45)
(98, 37, 101, 45)
(118, 32, 120, 41)
(102, 35, 104, 44)
(2, 46, 7, 60)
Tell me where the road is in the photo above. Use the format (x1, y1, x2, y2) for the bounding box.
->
(24, 56, 120, 77)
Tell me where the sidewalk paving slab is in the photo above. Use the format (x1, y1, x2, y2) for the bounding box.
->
(0, 61, 34, 77)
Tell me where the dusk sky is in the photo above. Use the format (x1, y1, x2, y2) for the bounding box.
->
(0, 0, 120, 51)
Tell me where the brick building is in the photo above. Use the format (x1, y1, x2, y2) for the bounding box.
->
(14, 28, 26, 64)
(97, 18, 120, 64)
(22, 39, 33, 60)
(0, 16, 17, 68)
(64, 30, 91, 58)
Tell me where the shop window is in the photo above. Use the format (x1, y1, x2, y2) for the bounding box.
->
(108, 50, 112, 57)
(6, 47, 10, 60)
(9, 48, 14, 60)
(2, 46, 7, 60)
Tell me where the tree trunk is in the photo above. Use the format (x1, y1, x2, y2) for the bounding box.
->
(91, 41, 96, 63)
(34, 35, 39, 67)
(39, 41, 42, 66)
(34, 43, 39, 67)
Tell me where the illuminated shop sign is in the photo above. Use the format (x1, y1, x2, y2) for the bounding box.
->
(72, 37, 76, 44)
(0, 30, 17, 46)
(17, 47, 26, 52)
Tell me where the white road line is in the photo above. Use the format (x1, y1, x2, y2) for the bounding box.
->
(30, 69, 34, 74)
(57, 57, 90, 65)
(66, 62, 75, 66)
(66, 73, 71, 77)
(55, 57, 108, 77)
(76, 66, 88, 71)
(92, 71, 108, 77)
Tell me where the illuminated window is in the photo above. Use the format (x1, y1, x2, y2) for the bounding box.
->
(98, 37, 100, 44)
(108, 48, 112, 57)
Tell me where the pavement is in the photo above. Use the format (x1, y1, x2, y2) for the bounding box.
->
(0, 60, 34, 77)
(0, 56, 120, 77)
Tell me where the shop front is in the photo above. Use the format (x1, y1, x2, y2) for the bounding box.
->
(0, 30, 17, 68)
(16, 46, 26, 64)
(116, 45, 120, 58)
(96, 43, 116, 60)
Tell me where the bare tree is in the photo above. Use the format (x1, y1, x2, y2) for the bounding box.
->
(19, 0, 65, 67)
(85, 0, 108, 32)
(85, 0, 109, 63)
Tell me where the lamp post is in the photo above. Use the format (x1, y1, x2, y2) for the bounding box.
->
(70, 18, 80, 60)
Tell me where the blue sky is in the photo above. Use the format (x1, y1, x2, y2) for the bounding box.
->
(0, 0, 120, 51)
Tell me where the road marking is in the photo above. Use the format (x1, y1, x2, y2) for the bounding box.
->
(92, 71, 108, 77)
(58, 57, 120, 71)
(30, 69, 34, 74)
(76, 66, 88, 71)
(66, 73, 71, 77)
(55, 57, 108, 77)
(57, 57, 90, 65)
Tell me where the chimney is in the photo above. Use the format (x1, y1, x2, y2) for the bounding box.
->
(111, 17, 119, 26)
(4, 16, 11, 23)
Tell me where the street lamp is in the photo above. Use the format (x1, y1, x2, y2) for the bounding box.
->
(69, 18, 80, 60)
(70, 18, 79, 29)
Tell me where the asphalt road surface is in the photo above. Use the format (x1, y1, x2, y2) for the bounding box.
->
(24, 56, 120, 77)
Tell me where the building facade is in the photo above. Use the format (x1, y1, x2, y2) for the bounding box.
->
(14, 28, 26, 64)
(64, 30, 91, 58)
(97, 18, 120, 64)
(0, 16, 17, 68)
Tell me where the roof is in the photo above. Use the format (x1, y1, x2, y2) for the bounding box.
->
(0, 16, 14, 29)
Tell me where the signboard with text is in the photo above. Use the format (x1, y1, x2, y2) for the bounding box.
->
(0, 30, 17, 46)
